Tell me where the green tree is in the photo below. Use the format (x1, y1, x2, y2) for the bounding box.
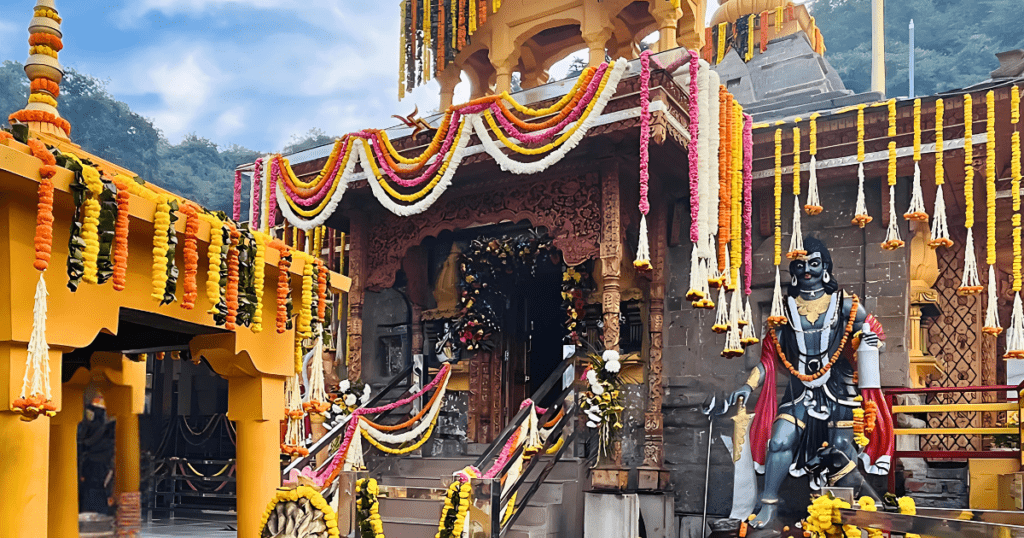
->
(810, 0, 1024, 97)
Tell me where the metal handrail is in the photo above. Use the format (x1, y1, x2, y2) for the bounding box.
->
(473, 358, 574, 470)
(282, 363, 415, 479)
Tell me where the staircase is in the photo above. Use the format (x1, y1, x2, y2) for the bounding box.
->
(374, 455, 586, 538)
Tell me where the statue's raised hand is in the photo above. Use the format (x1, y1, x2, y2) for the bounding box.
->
(860, 328, 879, 348)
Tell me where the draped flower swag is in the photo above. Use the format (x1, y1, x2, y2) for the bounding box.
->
(273, 60, 627, 228)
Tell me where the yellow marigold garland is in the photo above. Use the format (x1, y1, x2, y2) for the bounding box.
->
(898, 497, 920, 538)
(151, 197, 171, 301)
(858, 497, 884, 538)
(913, 98, 922, 161)
(202, 215, 224, 313)
(81, 198, 102, 284)
(774, 128, 783, 266)
(987, 91, 997, 267)
(788, 123, 806, 258)
(730, 103, 743, 288)
(856, 104, 866, 162)
(852, 105, 871, 227)
(252, 231, 266, 333)
(887, 98, 896, 137)
(931, 98, 951, 250)
(805, 112, 822, 214)
(965, 93, 975, 228)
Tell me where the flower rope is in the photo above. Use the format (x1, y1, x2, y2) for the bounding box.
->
(961, 93, 982, 295)
(635, 51, 653, 272)
(882, 140, 905, 250)
(111, 177, 130, 291)
(29, 139, 56, 272)
(151, 197, 171, 300)
(180, 203, 200, 309)
(730, 102, 743, 290)
(12, 275, 56, 421)
(787, 123, 806, 258)
(282, 374, 308, 458)
(905, 98, 928, 220)
(690, 63, 715, 308)
(252, 231, 266, 333)
(768, 127, 787, 328)
(852, 105, 872, 227)
(250, 158, 262, 227)
(984, 91, 1001, 334)
(931, 98, 953, 248)
(232, 169, 241, 221)
(805, 112, 821, 214)
(1009, 87, 1024, 357)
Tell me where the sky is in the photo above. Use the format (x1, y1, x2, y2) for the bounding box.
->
(0, 1, 756, 152)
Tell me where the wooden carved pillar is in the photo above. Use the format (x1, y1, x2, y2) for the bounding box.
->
(598, 164, 625, 473)
(346, 212, 367, 382)
(600, 166, 622, 353)
(644, 204, 666, 468)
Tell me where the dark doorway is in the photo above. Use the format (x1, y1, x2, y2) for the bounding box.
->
(523, 257, 565, 407)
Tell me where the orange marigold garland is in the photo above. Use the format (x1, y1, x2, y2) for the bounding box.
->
(28, 139, 56, 271)
(271, 240, 293, 333)
(111, 177, 130, 290)
(298, 254, 314, 338)
(225, 226, 241, 330)
(180, 203, 200, 309)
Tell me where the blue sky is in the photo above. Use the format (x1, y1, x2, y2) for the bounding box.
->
(0, 1, 736, 152)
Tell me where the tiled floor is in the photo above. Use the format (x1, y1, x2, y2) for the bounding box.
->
(140, 515, 237, 537)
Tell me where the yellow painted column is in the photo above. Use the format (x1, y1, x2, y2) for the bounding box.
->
(114, 412, 140, 495)
(227, 375, 285, 538)
(49, 367, 90, 538)
(0, 412, 50, 537)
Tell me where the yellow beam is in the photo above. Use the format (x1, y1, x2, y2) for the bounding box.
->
(894, 427, 1018, 436)
(893, 403, 1019, 414)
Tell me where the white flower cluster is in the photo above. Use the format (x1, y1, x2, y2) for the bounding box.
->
(338, 380, 372, 409)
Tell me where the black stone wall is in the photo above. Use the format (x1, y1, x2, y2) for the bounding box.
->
(661, 174, 912, 519)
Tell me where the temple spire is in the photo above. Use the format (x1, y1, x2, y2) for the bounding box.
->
(9, 0, 70, 139)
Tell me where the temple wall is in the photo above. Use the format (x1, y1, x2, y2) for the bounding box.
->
(661, 176, 912, 522)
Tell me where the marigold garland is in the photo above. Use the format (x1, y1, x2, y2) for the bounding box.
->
(965, 93, 975, 228)
(298, 254, 314, 338)
(983, 91, 1001, 335)
(852, 105, 872, 228)
(931, 98, 953, 248)
(225, 226, 241, 330)
(80, 197, 101, 284)
(151, 197, 171, 301)
(806, 113, 822, 214)
(28, 92, 57, 107)
(252, 232, 266, 333)
(730, 102, 743, 289)
(180, 204, 200, 309)
(8, 109, 70, 136)
(111, 177, 130, 290)
(316, 259, 328, 324)
(272, 240, 293, 333)
(787, 124, 806, 259)
(203, 217, 224, 313)
(773, 128, 783, 267)
(28, 139, 56, 271)
(30, 77, 60, 97)
(882, 141, 905, 250)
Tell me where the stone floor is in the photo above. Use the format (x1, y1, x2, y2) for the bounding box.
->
(140, 515, 237, 537)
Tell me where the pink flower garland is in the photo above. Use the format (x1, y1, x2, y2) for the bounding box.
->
(232, 169, 242, 221)
(252, 157, 263, 227)
(743, 114, 754, 295)
(278, 139, 350, 206)
(313, 364, 452, 483)
(267, 157, 279, 228)
(687, 50, 700, 243)
(638, 51, 652, 216)
(367, 112, 465, 187)
(487, 63, 610, 145)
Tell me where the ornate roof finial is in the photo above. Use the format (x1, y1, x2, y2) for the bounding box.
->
(9, 0, 70, 139)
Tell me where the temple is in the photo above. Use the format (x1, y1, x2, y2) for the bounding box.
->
(3, 0, 1024, 537)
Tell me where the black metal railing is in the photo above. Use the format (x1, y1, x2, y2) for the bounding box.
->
(471, 358, 577, 537)
(282, 363, 416, 479)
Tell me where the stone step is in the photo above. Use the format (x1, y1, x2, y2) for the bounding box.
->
(391, 455, 584, 482)
(379, 496, 554, 527)
(379, 516, 558, 538)
(382, 476, 567, 505)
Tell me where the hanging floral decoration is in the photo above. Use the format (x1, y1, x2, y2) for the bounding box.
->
(930, 98, 953, 248)
(12, 275, 55, 421)
(61, 154, 118, 292)
(334, 378, 372, 415)
(713, 89, 733, 290)
(852, 105, 872, 228)
(274, 60, 625, 228)
(270, 240, 295, 334)
(688, 61, 715, 308)
(787, 123, 806, 259)
(259, 486, 338, 538)
(634, 51, 655, 272)
(232, 169, 242, 222)
(180, 203, 200, 310)
(582, 351, 626, 459)
(983, 91, 1002, 335)
(805, 113, 822, 215)
(1008, 87, 1024, 357)
(768, 128, 788, 328)
(904, 98, 928, 222)
(111, 176, 130, 291)
(740, 114, 758, 347)
(562, 265, 592, 345)
(355, 478, 384, 538)
(252, 231, 266, 333)
(435, 474, 473, 538)
(29, 139, 56, 271)
(881, 139, 905, 250)
(448, 230, 553, 351)
(225, 225, 241, 330)
(961, 93, 983, 295)
(282, 373, 309, 458)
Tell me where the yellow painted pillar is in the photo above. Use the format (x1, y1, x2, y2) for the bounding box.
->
(494, 65, 514, 95)
(113, 412, 140, 495)
(228, 375, 284, 538)
(93, 354, 146, 535)
(49, 367, 90, 538)
(649, 2, 682, 54)
(583, 27, 613, 68)
(0, 412, 50, 536)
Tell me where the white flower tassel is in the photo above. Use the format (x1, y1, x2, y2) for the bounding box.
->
(959, 229, 983, 295)
(788, 195, 805, 258)
(722, 286, 744, 358)
(635, 214, 651, 271)
(15, 274, 55, 421)
(983, 265, 1003, 336)
(693, 253, 715, 309)
(930, 186, 952, 248)
(768, 267, 788, 328)
(805, 155, 821, 214)
(882, 184, 905, 250)
(305, 337, 329, 407)
(852, 162, 872, 228)
(284, 374, 306, 453)
(686, 244, 707, 303)
(905, 161, 928, 221)
(741, 298, 759, 347)
(712, 286, 730, 334)
(1006, 293, 1024, 358)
